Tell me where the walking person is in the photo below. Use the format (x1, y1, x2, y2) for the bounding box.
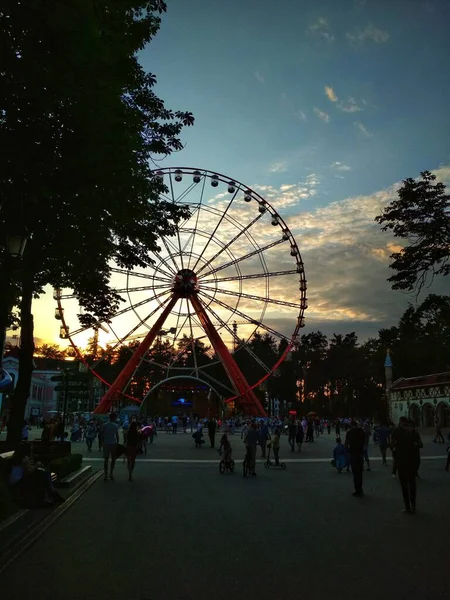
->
(103, 413, 119, 481)
(288, 419, 296, 452)
(295, 420, 304, 452)
(259, 420, 270, 458)
(433, 416, 445, 443)
(85, 421, 96, 452)
(208, 418, 217, 448)
(244, 422, 259, 476)
(373, 423, 391, 466)
(345, 420, 366, 497)
(172, 414, 178, 434)
(126, 421, 140, 482)
(270, 427, 281, 466)
(363, 422, 371, 471)
(97, 421, 104, 453)
(391, 417, 422, 513)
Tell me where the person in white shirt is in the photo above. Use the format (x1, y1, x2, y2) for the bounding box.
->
(103, 413, 119, 481)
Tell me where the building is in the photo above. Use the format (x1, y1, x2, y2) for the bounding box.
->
(0, 353, 61, 420)
(389, 372, 450, 427)
(0, 349, 103, 421)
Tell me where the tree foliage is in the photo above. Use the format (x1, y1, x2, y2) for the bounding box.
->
(375, 171, 450, 293)
(0, 1, 194, 444)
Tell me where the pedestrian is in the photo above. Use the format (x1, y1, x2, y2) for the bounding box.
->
(433, 416, 445, 443)
(363, 422, 371, 471)
(391, 417, 422, 514)
(244, 422, 259, 476)
(270, 427, 281, 466)
(259, 420, 270, 458)
(327, 421, 331, 435)
(97, 421, 104, 452)
(345, 420, 366, 497)
(172, 414, 178, 434)
(85, 421, 96, 452)
(335, 419, 341, 436)
(373, 423, 391, 466)
(103, 413, 119, 481)
(22, 419, 30, 442)
(208, 418, 217, 448)
(295, 420, 304, 452)
(287, 419, 296, 451)
(332, 437, 349, 473)
(126, 421, 140, 482)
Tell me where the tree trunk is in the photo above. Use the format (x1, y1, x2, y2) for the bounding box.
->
(6, 271, 35, 447)
(0, 258, 14, 366)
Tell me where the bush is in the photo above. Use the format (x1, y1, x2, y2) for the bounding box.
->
(49, 454, 83, 480)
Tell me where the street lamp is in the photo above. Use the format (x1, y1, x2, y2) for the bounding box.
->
(5, 230, 29, 259)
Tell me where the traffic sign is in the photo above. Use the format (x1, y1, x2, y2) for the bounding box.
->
(54, 385, 89, 392)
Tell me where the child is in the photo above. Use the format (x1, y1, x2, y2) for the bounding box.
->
(192, 427, 204, 448)
(332, 437, 349, 473)
(270, 427, 281, 465)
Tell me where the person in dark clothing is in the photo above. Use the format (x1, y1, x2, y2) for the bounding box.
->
(288, 420, 296, 451)
(208, 418, 217, 448)
(126, 421, 140, 481)
(345, 420, 366, 497)
(391, 417, 422, 513)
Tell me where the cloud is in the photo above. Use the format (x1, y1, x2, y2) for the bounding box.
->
(254, 71, 265, 84)
(338, 97, 362, 113)
(307, 17, 335, 43)
(325, 86, 338, 102)
(295, 110, 307, 122)
(269, 162, 288, 174)
(314, 107, 330, 123)
(346, 24, 390, 46)
(330, 162, 352, 172)
(354, 121, 372, 137)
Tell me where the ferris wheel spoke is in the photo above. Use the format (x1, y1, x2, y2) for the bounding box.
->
(195, 369, 236, 396)
(199, 289, 289, 342)
(114, 283, 172, 294)
(200, 238, 286, 279)
(187, 176, 207, 270)
(191, 187, 241, 273)
(196, 213, 263, 277)
(159, 235, 181, 272)
(152, 251, 178, 276)
(200, 269, 298, 285)
(168, 174, 191, 269)
(201, 285, 302, 310)
(111, 267, 172, 284)
(187, 305, 199, 377)
(69, 290, 171, 337)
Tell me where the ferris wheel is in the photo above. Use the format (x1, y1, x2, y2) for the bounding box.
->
(55, 167, 307, 416)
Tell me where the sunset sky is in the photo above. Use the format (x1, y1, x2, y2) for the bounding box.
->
(31, 0, 450, 350)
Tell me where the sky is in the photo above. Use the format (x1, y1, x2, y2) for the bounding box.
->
(30, 0, 450, 350)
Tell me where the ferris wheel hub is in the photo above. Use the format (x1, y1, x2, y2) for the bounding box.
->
(173, 268, 199, 298)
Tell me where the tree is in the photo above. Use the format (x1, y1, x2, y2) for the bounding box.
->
(34, 343, 67, 360)
(375, 171, 450, 293)
(1, 1, 194, 444)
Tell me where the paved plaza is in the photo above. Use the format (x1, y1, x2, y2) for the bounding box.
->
(2, 429, 450, 600)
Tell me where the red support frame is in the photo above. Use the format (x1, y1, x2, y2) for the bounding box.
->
(189, 293, 266, 417)
(93, 295, 179, 414)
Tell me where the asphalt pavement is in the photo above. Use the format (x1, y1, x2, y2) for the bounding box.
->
(2, 429, 450, 600)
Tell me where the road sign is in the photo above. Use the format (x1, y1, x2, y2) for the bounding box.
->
(54, 385, 89, 392)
